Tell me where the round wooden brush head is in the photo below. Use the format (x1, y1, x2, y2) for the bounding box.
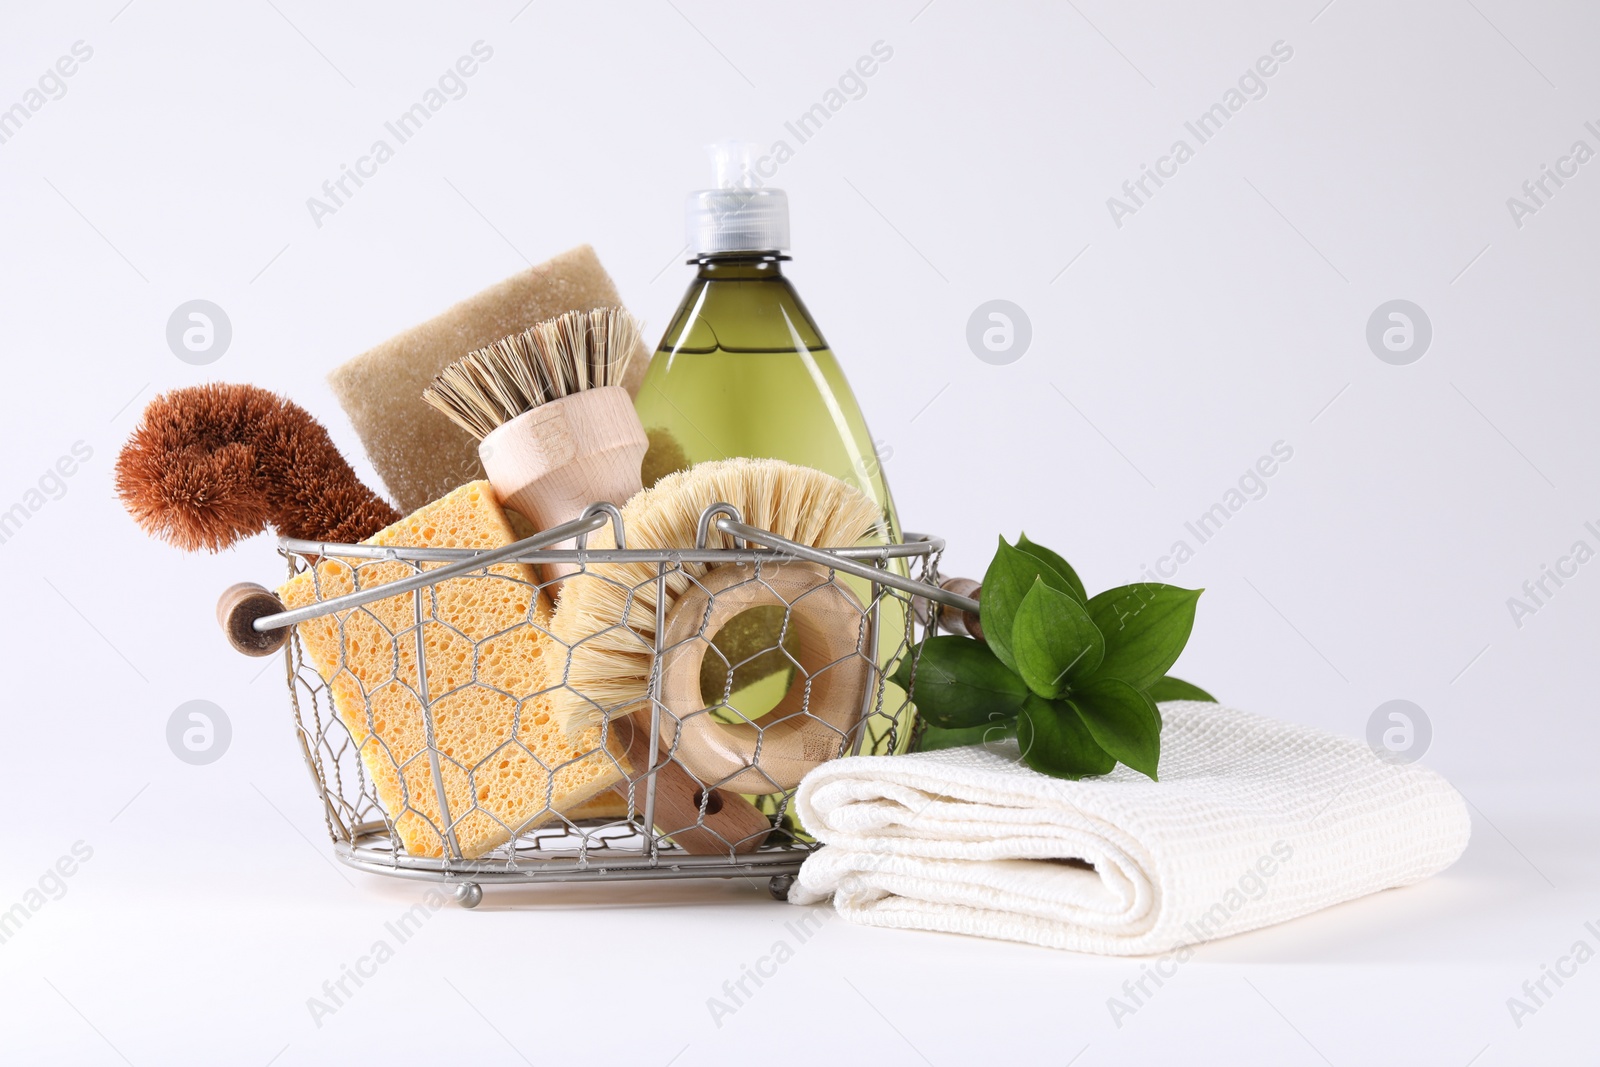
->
(478, 386, 647, 536)
(115, 383, 399, 552)
(421, 308, 646, 584)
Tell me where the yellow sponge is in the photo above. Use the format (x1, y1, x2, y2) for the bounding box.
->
(329, 245, 651, 514)
(279, 481, 624, 858)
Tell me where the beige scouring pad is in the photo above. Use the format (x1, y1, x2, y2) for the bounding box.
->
(330, 245, 651, 514)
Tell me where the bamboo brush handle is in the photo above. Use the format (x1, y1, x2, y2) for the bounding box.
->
(478, 386, 647, 585)
(610, 716, 772, 855)
(657, 562, 872, 794)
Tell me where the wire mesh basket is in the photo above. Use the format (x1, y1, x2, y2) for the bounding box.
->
(252, 502, 966, 906)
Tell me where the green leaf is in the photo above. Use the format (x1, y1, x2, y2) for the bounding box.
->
(1012, 579, 1104, 699)
(891, 635, 1028, 729)
(1086, 583, 1202, 691)
(1017, 533, 1087, 604)
(917, 719, 1016, 752)
(1016, 694, 1116, 780)
(981, 537, 1081, 672)
(1146, 675, 1215, 703)
(1071, 678, 1162, 780)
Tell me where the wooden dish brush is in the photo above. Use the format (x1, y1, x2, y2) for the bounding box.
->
(546, 457, 888, 792)
(422, 306, 645, 587)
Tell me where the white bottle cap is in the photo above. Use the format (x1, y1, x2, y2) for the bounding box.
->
(686, 141, 790, 254)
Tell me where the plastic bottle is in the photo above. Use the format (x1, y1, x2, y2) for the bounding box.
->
(636, 143, 911, 758)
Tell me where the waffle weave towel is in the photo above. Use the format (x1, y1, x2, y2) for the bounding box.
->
(790, 702, 1470, 954)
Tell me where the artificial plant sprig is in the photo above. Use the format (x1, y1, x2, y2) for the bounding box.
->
(893, 535, 1214, 781)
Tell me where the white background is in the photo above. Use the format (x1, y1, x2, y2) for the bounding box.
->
(2, 0, 1597, 1063)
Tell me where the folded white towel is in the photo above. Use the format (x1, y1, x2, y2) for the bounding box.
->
(791, 702, 1470, 955)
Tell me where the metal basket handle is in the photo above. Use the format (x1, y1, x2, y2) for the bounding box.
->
(230, 502, 977, 640)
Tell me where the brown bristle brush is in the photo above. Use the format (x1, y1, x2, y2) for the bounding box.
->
(116, 383, 400, 551)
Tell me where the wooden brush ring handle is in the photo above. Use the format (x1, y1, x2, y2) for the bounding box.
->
(217, 582, 288, 657)
(658, 562, 871, 795)
(478, 386, 647, 586)
(609, 717, 771, 855)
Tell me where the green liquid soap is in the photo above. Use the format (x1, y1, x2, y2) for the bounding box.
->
(638, 257, 897, 521)
(637, 162, 914, 763)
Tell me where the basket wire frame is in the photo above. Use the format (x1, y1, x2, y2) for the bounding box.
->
(267, 505, 951, 901)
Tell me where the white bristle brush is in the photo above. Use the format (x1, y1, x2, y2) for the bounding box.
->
(546, 457, 887, 739)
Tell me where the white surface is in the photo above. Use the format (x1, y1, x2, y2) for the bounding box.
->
(791, 703, 1471, 954)
(1, 1, 1596, 1063)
